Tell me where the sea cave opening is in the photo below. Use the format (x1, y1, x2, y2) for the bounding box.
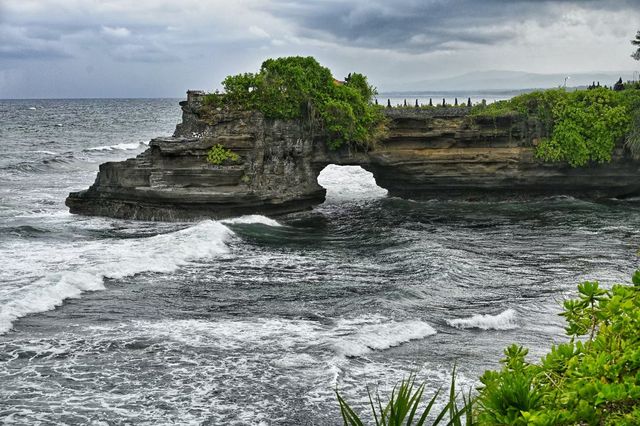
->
(316, 164, 388, 203)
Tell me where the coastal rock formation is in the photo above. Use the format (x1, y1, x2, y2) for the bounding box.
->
(66, 91, 640, 220)
(66, 92, 326, 220)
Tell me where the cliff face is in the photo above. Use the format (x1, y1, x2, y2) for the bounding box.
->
(356, 111, 640, 199)
(67, 94, 326, 220)
(66, 92, 640, 220)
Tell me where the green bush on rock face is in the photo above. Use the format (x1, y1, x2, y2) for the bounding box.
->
(202, 56, 387, 150)
(206, 144, 239, 165)
(472, 87, 640, 167)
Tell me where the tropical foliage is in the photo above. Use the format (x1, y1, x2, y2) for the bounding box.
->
(202, 56, 387, 150)
(336, 271, 640, 425)
(472, 88, 640, 167)
(476, 272, 640, 425)
(336, 368, 473, 426)
(206, 143, 239, 165)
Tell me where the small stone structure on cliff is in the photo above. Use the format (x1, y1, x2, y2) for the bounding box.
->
(66, 91, 640, 221)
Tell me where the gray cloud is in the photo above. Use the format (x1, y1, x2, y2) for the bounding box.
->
(0, 0, 638, 97)
(265, 0, 639, 53)
(0, 24, 73, 60)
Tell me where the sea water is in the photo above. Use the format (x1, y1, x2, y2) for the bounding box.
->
(1, 98, 639, 424)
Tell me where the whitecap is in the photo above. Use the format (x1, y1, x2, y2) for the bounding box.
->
(330, 315, 437, 357)
(105, 314, 435, 360)
(30, 150, 59, 156)
(85, 142, 147, 151)
(272, 354, 319, 368)
(0, 221, 233, 334)
(222, 215, 282, 227)
(446, 309, 518, 330)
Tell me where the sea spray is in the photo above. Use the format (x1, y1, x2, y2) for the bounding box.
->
(222, 215, 283, 227)
(84, 142, 148, 152)
(446, 309, 518, 330)
(330, 316, 437, 357)
(0, 220, 233, 334)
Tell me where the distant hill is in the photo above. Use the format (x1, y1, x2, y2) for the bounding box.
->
(384, 70, 638, 92)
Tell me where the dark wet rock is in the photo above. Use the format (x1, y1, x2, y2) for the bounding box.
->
(66, 92, 640, 220)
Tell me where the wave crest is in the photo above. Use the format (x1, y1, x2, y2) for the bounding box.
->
(446, 309, 518, 330)
(0, 221, 232, 334)
(331, 316, 437, 357)
(85, 142, 147, 152)
(222, 215, 282, 227)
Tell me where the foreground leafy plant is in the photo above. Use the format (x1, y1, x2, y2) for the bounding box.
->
(477, 271, 640, 425)
(337, 271, 640, 425)
(336, 368, 472, 426)
(202, 56, 387, 150)
(624, 104, 640, 159)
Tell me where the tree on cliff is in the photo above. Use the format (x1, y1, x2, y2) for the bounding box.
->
(202, 56, 387, 150)
(633, 30, 640, 60)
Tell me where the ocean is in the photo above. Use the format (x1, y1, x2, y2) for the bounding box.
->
(1, 98, 639, 425)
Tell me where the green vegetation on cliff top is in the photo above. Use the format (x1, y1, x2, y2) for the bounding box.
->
(203, 56, 387, 150)
(338, 271, 640, 425)
(472, 87, 640, 167)
(204, 56, 640, 166)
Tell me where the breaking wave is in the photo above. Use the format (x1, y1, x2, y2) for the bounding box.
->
(446, 309, 518, 330)
(330, 315, 437, 357)
(84, 142, 147, 152)
(115, 314, 436, 360)
(0, 221, 233, 334)
(222, 215, 282, 227)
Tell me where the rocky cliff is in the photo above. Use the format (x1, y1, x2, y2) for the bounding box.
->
(66, 91, 640, 220)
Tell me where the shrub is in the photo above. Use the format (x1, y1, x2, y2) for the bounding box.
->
(476, 271, 640, 425)
(206, 144, 239, 165)
(336, 368, 473, 426)
(202, 56, 386, 150)
(335, 271, 640, 425)
(536, 89, 630, 166)
(472, 88, 639, 167)
(625, 110, 640, 159)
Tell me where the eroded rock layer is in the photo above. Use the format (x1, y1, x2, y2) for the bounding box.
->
(66, 91, 640, 220)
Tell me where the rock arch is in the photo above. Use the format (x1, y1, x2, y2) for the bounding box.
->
(66, 92, 640, 221)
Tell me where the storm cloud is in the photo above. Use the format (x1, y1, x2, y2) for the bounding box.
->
(0, 0, 639, 97)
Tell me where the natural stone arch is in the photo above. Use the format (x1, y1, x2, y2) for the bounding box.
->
(66, 92, 640, 221)
(316, 164, 388, 203)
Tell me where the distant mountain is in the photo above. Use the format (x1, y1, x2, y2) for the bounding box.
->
(384, 70, 638, 92)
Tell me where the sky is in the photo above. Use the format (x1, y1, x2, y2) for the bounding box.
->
(1, 0, 639, 98)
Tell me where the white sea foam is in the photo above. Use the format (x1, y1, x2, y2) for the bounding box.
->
(0, 314, 440, 423)
(85, 142, 147, 151)
(330, 316, 437, 357)
(110, 314, 435, 360)
(318, 165, 387, 202)
(222, 215, 282, 227)
(272, 353, 319, 368)
(30, 150, 59, 155)
(0, 221, 232, 334)
(14, 210, 73, 219)
(446, 309, 518, 330)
